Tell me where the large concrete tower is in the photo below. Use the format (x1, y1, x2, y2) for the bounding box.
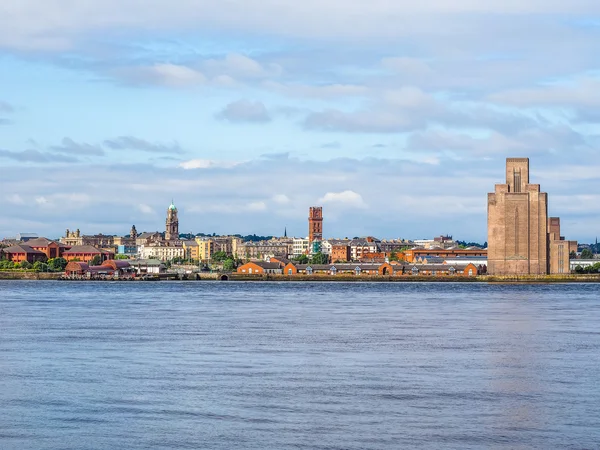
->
(487, 158, 549, 275)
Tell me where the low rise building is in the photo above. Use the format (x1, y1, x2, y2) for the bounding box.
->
(2, 244, 47, 263)
(183, 240, 200, 261)
(292, 237, 310, 256)
(139, 243, 184, 261)
(25, 237, 65, 259)
(62, 245, 114, 263)
(237, 261, 283, 275)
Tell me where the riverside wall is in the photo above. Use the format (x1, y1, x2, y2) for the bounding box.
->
(1, 271, 599, 283)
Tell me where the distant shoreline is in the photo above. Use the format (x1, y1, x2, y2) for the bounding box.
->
(1, 271, 600, 283)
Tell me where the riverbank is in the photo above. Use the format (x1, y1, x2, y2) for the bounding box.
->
(2, 271, 599, 282)
(0, 271, 63, 280)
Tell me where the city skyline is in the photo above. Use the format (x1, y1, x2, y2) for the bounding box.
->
(1, 2, 600, 241)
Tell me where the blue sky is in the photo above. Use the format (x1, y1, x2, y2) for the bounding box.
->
(1, 1, 600, 242)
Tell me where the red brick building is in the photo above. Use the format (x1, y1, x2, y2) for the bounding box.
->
(237, 261, 283, 275)
(403, 248, 487, 263)
(331, 244, 351, 262)
(2, 245, 47, 263)
(25, 237, 65, 259)
(62, 245, 114, 263)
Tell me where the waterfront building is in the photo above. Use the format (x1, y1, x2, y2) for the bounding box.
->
(236, 261, 283, 275)
(129, 259, 166, 274)
(182, 240, 200, 261)
(195, 237, 214, 261)
(349, 238, 379, 261)
(62, 245, 114, 263)
(403, 247, 487, 263)
(61, 229, 115, 248)
(64, 260, 135, 278)
(292, 237, 310, 256)
(411, 236, 455, 249)
(24, 237, 65, 259)
(139, 242, 184, 261)
(135, 232, 163, 247)
(487, 157, 577, 275)
(330, 240, 351, 262)
(239, 239, 292, 260)
(2, 244, 47, 263)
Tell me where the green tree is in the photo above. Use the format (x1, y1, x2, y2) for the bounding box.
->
(33, 261, 49, 272)
(294, 254, 309, 264)
(222, 258, 236, 272)
(310, 252, 329, 265)
(389, 251, 398, 261)
(581, 248, 594, 259)
(570, 251, 577, 260)
(211, 251, 229, 262)
(115, 254, 130, 260)
(48, 257, 68, 272)
(19, 261, 33, 269)
(90, 255, 103, 266)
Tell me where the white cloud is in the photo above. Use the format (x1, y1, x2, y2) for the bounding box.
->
(140, 63, 206, 87)
(3, 1, 600, 53)
(318, 190, 367, 208)
(203, 53, 282, 79)
(272, 194, 290, 204)
(179, 159, 240, 169)
(138, 203, 155, 215)
(246, 201, 267, 212)
(6, 194, 24, 204)
(35, 196, 48, 205)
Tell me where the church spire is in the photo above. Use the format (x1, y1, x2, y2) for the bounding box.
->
(284, 226, 287, 238)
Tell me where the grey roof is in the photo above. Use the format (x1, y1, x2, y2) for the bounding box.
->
(25, 237, 59, 247)
(415, 256, 445, 264)
(3, 244, 46, 255)
(138, 232, 162, 238)
(129, 259, 164, 266)
(16, 233, 38, 240)
(250, 262, 282, 270)
(410, 264, 471, 271)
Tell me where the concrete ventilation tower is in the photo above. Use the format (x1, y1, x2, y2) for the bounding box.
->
(165, 200, 179, 241)
(308, 206, 323, 253)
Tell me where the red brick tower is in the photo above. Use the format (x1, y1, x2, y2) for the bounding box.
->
(308, 206, 323, 243)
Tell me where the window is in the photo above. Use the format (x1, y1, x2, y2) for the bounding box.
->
(468, 269, 473, 276)
(288, 269, 292, 275)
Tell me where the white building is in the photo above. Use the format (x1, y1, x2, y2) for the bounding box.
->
(292, 237, 310, 256)
(139, 243, 185, 261)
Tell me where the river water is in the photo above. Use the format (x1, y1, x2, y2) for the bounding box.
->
(1, 281, 599, 449)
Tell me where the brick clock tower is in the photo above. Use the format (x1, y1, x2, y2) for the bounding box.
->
(308, 206, 323, 252)
(165, 200, 179, 241)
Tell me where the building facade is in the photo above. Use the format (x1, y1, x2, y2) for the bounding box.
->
(308, 206, 323, 252)
(165, 201, 179, 241)
(487, 157, 576, 275)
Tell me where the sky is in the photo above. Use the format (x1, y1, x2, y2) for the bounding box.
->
(1, 1, 600, 242)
